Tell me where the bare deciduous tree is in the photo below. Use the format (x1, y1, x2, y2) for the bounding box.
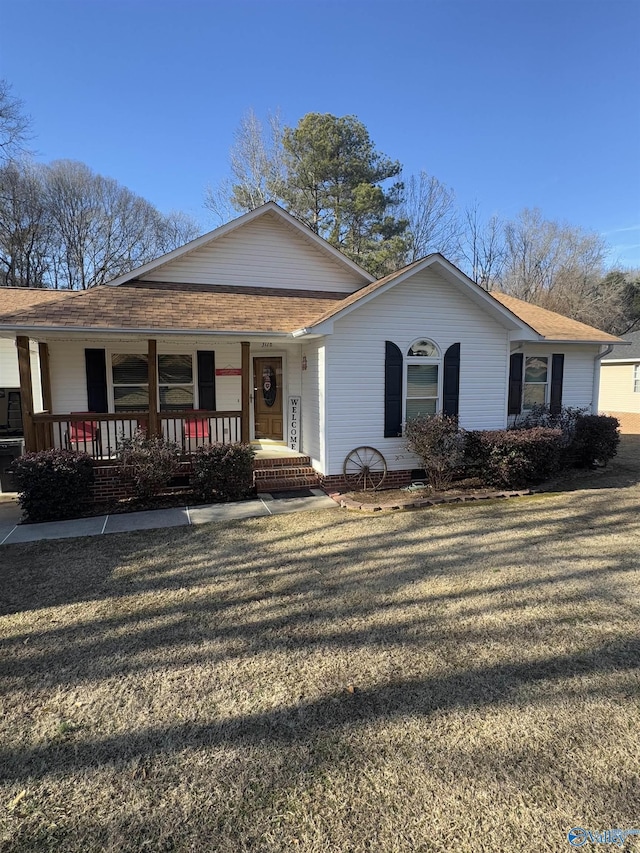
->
(204, 108, 286, 224)
(0, 158, 201, 289)
(0, 160, 51, 287)
(0, 79, 33, 162)
(399, 171, 461, 262)
(46, 160, 202, 289)
(500, 208, 607, 302)
(459, 203, 505, 289)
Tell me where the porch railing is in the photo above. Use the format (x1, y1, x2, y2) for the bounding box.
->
(31, 410, 242, 461)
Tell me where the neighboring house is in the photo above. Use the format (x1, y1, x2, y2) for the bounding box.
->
(0, 203, 624, 494)
(599, 330, 640, 434)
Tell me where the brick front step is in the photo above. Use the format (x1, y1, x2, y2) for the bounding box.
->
(254, 466, 317, 481)
(253, 456, 311, 469)
(255, 477, 322, 492)
(253, 454, 321, 491)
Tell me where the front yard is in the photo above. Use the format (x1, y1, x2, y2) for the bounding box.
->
(1, 439, 639, 852)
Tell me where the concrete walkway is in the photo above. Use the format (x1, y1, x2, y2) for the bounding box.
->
(0, 489, 337, 546)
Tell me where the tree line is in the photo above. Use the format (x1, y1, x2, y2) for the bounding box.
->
(206, 109, 640, 335)
(0, 80, 199, 290)
(1, 79, 638, 334)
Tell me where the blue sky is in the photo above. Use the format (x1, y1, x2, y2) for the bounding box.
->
(3, 0, 640, 267)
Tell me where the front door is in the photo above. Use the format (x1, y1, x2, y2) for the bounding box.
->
(253, 357, 283, 440)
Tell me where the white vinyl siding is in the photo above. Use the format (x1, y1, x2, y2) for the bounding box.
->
(30, 343, 43, 413)
(0, 338, 19, 387)
(301, 340, 325, 471)
(141, 212, 364, 294)
(324, 268, 511, 475)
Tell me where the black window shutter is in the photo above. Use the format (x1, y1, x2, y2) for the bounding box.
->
(508, 352, 524, 416)
(443, 343, 461, 417)
(384, 341, 403, 437)
(85, 349, 108, 413)
(550, 353, 564, 414)
(197, 351, 216, 410)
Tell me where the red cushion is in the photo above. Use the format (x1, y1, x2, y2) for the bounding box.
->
(185, 418, 208, 439)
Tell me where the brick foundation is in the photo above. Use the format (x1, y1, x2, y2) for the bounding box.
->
(320, 469, 414, 493)
(92, 461, 194, 503)
(603, 411, 640, 434)
(91, 457, 323, 504)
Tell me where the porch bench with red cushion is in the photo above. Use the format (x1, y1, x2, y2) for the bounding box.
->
(184, 413, 211, 443)
(66, 413, 101, 454)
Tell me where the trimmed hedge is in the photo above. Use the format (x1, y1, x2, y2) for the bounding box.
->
(405, 414, 466, 490)
(570, 414, 620, 468)
(191, 443, 256, 502)
(9, 449, 95, 522)
(118, 430, 182, 499)
(465, 427, 563, 488)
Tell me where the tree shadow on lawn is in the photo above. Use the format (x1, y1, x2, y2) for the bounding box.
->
(1, 474, 638, 618)
(0, 485, 637, 694)
(0, 631, 638, 785)
(1, 438, 639, 850)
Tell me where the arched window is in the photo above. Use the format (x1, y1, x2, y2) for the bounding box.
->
(405, 338, 441, 420)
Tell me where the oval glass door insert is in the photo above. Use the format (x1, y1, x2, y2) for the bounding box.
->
(262, 366, 277, 407)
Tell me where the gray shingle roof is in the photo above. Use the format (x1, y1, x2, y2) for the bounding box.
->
(602, 329, 640, 361)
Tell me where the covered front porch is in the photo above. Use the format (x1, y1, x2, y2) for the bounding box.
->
(16, 336, 250, 458)
(15, 335, 311, 464)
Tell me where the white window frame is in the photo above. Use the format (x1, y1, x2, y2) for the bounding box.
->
(158, 354, 195, 412)
(110, 352, 150, 413)
(522, 354, 551, 411)
(634, 364, 640, 394)
(107, 348, 199, 414)
(404, 338, 442, 422)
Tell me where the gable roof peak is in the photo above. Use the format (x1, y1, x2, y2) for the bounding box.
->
(106, 202, 374, 287)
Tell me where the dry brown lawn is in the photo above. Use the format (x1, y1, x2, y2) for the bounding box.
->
(1, 439, 639, 852)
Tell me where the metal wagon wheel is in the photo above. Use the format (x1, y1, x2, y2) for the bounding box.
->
(343, 446, 387, 491)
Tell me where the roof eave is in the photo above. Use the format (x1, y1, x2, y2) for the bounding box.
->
(535, 338, 626, 346)
(0, 323, 295, 337)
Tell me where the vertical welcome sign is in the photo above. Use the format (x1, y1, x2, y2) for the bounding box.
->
(288, 396, 301, 451)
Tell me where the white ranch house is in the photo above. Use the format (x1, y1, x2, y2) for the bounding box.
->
(0, 203, 623, 494)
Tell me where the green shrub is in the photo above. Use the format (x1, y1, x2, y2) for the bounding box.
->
(190, 443, 256, 502)
(118, 429, 182, 499)
(405, 414, 466, 490)
(9, 449, 94, 522)
(465, 428, 563, 488)
(570, 414, 620, 468)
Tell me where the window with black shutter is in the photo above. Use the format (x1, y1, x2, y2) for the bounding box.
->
(384, 341, 403, 437)
(85, 349, 108, 413)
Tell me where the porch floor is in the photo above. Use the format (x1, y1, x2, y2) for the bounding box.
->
(251, 442, 308, 460)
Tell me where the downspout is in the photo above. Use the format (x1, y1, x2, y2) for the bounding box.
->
(592, 345, 614, 414)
